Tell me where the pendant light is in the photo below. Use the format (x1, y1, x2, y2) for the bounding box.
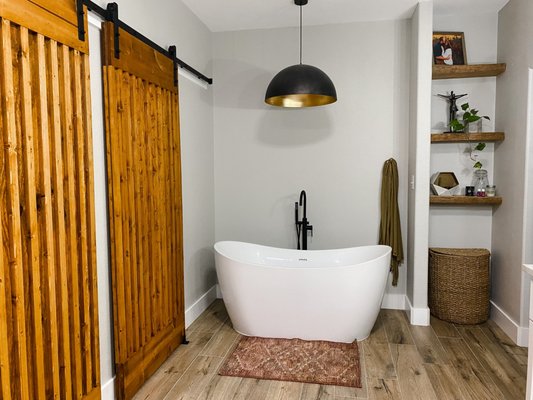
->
(265, 0, 337, 108)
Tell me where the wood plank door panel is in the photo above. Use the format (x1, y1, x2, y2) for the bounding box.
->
(0, 0, 89, 53)
(0, 3, 100, 399)
(101, 22, 185, 400)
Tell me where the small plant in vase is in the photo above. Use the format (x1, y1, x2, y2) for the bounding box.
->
(449, 103, 490, 169)
(449, 103, 490, 133)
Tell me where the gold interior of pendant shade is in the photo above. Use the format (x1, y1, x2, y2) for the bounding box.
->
(265, 93, 337, 108)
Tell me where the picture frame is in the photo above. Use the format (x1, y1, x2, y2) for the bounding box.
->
(432, 32, 467, 65)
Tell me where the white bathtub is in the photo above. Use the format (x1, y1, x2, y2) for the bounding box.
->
(214, 241, 392, 343)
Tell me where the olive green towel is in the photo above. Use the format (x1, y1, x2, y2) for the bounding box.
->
(379, 158, 404, 286)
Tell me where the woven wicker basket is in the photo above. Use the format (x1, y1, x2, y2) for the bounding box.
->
(428, 248, 490, 324)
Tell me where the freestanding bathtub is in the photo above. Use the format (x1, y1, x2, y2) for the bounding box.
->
(214, 241, 392, 343)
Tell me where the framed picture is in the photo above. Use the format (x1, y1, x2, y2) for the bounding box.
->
(432, 32, 467, 65)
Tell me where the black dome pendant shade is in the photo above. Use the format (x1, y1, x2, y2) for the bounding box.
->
(265, 64, 337, 107)
(264, 0, 337, 108)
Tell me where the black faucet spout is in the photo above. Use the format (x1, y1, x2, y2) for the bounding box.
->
(299, 190, 307, 219)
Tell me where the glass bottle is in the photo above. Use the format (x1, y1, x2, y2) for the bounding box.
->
(473, 169, 489, 196)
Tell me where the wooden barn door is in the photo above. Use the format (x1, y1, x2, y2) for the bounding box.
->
(101, 22, 185, 399)
(0, 1, 100, 399)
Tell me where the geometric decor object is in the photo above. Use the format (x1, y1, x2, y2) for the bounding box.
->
(430, 171, 460, 196)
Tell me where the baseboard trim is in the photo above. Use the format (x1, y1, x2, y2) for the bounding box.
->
(185, 285, 218, 328)
(406, 296, 430, 326)
(518, 326, 529, 347)
(101, 377, 115, 400)
(381, 293, 406, 310)
(490, 300, 528, 346)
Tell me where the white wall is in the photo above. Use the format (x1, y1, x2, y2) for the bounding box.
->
(213, 19, 411, 303)
(520, 70, 533, 344)
(406, 1, 432, 325)
(88, 1, 215, 397)
(494, 0, 533, 336)
(88, 17, 115, 397)
(430, 12, 499, 250)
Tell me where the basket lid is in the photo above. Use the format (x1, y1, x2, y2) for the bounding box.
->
(429, 248, 490, 257)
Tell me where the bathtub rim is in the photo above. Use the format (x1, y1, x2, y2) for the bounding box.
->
(214, 240, 391, 270)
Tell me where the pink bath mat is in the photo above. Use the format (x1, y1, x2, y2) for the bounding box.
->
(218, 336, 361, 388)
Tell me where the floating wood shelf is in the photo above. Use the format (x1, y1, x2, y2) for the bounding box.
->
(430, 195, 502, 206)
(432, 63, 506, 80)
(431, 132, 505, 143)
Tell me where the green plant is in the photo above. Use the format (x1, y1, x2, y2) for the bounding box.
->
(450, 103, 490, 169)
(449, 103, 490, 133)
(470, 142, 486, 169)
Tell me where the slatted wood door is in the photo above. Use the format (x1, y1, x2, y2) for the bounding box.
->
(0, 1, 100, 399)
(101, 22, 185, 400)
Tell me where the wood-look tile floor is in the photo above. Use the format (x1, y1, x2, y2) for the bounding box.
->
(133, 300, 528, 400)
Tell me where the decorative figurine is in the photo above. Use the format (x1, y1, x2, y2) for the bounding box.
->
(438, 91, 467, 132)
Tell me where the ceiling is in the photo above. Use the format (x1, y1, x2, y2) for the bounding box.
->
(181, 0, 510, 33)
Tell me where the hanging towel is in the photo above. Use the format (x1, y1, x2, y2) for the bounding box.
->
(379, 158, 404, 286)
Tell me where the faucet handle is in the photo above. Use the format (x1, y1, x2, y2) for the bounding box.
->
(308, 225, 313, 237)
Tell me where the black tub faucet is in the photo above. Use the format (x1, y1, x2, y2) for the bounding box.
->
(295, 190, 313, 250)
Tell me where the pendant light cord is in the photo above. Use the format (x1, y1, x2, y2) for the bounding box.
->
(299, 4, 302, 64)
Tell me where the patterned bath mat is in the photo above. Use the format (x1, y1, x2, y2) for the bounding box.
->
(218, 336, 361, 388)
